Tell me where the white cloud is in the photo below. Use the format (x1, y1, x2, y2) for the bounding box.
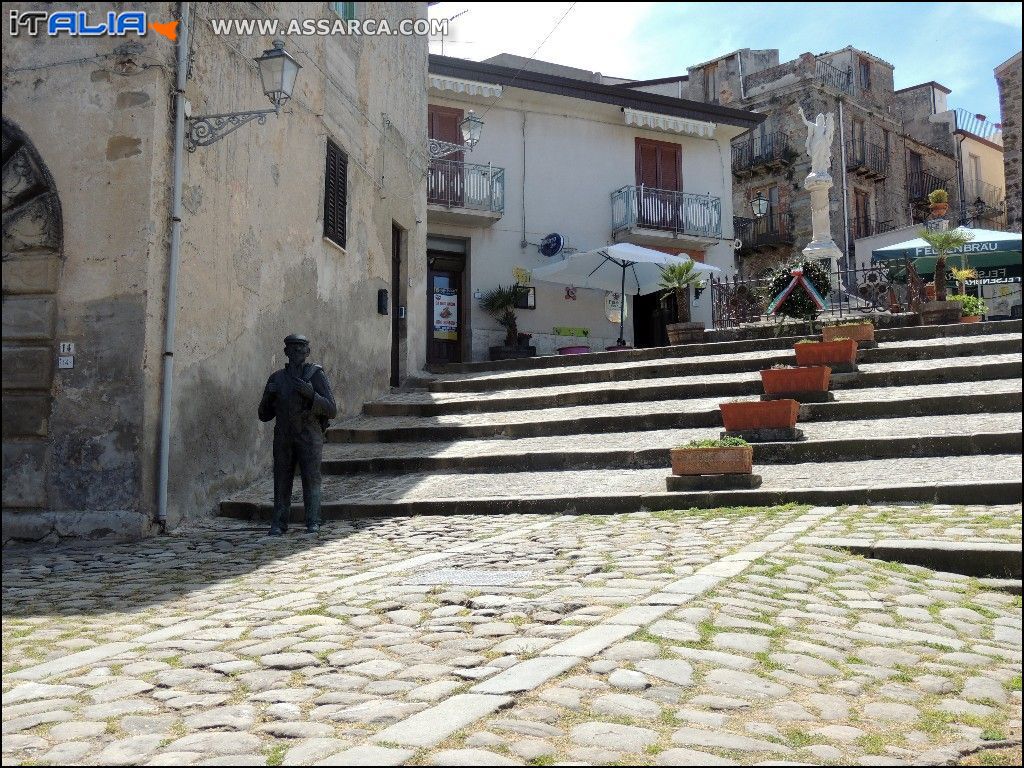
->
(429, 2, 657, 79)
(965, 2, 1022, 29)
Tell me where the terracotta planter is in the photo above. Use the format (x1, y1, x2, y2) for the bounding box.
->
(557, 345, 591, 355)
(961, 315, 981, 323)
(670, 445, 753, 476)
(794, 339, 858, 367)
(822, 322, 874, 344)
(930, 202, 949, 217)
(719, 399, 799, 431)
(925, 283, 937, 302)
(760, 366, 831, 395)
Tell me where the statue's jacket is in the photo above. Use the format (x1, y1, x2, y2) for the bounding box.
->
(258, 363, 337, 438)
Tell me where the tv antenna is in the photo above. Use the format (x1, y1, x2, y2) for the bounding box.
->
(438, 8, 469, 57)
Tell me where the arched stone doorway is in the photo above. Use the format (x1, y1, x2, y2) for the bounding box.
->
(2, 119, 64, 509)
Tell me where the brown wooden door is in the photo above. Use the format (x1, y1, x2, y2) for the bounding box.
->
(428, 105, 464, 207)
(635, 138, 682, 229)
(390, 224, 402, 387)
(428, 254, 463, 365)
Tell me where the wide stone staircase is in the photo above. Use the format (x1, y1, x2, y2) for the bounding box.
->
(220, 319, 1023, 520)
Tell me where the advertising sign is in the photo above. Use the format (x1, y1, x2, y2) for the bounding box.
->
(433, 288, 458, 341)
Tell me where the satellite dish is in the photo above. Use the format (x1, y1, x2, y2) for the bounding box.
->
(539, 233, 565, 258)
(732, 238, 743, 251)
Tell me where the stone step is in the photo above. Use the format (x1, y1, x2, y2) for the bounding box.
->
(319, 430, 1021, 474)
(429, 319, 1021, 375)
(363, 356, 1022, 416)
(798, 537, 1023, 578)
(427, 334, 1021, 393)
(330, 383, 1022, 442)
(218, 454, 1023, 520)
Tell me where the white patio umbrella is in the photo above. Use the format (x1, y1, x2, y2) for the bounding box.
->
(531, 242, 721, 346)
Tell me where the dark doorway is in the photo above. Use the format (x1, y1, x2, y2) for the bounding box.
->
(390, 224, 402, 387)
(633, 290, 670, 348)
(427, 251, 465, 365)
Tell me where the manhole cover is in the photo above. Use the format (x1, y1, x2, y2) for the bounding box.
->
(405, 568, 530, 587)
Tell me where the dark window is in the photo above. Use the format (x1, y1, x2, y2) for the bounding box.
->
(882, 129, 890, 158)
(324, 139, 348, 248)
(330, 2, 356, 20)
(908, 150, 923, 175)
(858, 57, 871, 90)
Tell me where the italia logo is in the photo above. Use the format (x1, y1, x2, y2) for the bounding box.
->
(8, 10, 178, 41)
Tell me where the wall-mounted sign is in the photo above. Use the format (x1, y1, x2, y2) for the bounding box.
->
(59, 341, 75, 355)
(565, 286, 577, 301)
(512, 266, 532, 285)
(605, 292, 628, 323)
(58, 355, 74, 369)
(433, 288, 458, 341)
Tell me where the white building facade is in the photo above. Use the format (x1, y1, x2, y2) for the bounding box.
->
(424, 55, 764, 364)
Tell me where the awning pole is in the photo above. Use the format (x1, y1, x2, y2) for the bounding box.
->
(618, 265, 627, 346)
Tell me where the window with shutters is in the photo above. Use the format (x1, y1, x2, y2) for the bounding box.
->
(330, 2, 357, 21)
(324, 139, 348, 249)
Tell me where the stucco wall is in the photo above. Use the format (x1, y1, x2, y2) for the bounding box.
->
(427, 88, 742, 359)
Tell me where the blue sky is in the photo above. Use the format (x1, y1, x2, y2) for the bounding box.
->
(429, 2, 1021, 124)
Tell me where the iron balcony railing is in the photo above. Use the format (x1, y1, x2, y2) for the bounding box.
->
(611, 185, 722, 239)
(732, 131, 793, 174)
(848, 216, 895, 243)
(427, 159, 505, 213)
(734, 209, 794, 248)
(815, 59, 853, 95)
(845, 140, 888, 177)
(906, 170, 948, 202)
(962, 177, 1005, 212)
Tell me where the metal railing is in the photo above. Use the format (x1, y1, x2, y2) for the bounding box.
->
(427, 159, 505, 213)
(816, 59, 853, 95)
(611, 185, 722, 238)
(711, 263, 922, 329)
(848, 216, 895, 242)
(732, 131, 793, 173)
(845, 140, 888, 177)
(906, 170, 948, 202)
(962, 177, 1005, 211)
(734, 209, 794, 248)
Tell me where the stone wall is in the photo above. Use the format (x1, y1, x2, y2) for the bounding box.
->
(2, 1, 428, 543)
(996, 53, 1022, 232)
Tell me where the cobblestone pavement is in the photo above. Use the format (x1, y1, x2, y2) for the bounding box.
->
(321, 412, 1021, 462)
(334, 379, 1022, 432)
(372, 353, 1020, 407)
(225, 454, 1024, 507)
(3, 505, 1021, 766)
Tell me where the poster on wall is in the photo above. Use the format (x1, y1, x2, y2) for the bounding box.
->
(433, 288, 458, 340)
(605, 291, 628, 324)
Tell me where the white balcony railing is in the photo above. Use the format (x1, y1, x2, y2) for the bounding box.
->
(427, 159, 504, 213)
(611, 185, 722, 239)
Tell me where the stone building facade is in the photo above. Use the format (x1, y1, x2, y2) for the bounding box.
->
(678, 47, 962, 276)
(2, 2, 428, 543)
(996, 52, 1022, 232)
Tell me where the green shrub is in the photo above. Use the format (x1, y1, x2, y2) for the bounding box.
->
(927, 188, 949, 204)
(766, 260, 832, 321)
(795, 338, 818, 345)
(948, 294, 985, 316)
(677, 437, 750, 449)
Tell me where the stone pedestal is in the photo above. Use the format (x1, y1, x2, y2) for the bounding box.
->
(666, 473, 763, 491)
(920, 301, 962, 326)
(721, 428, 804, 443)
(761, 391, 834, 403)
(666, 322, 705, 344)
(802, 174, 843, 272)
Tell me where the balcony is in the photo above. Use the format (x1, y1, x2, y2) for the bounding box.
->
(907, 170, 949, 202)
(732, 132, 795, 177)
(733, 209, 794, 251)
(427, 159, 505, 227)
(848, 216, 894, 248)
(845, 140, 888, 180)
(962, 177, 1005, 212)
(815, 59, 853, 96)
(611, 186, 722, 247)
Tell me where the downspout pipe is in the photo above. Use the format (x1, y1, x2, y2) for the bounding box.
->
(837, 98, 851, 271)
(157, 1, 190, 531)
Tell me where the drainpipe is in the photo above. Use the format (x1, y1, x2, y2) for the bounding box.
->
(736, 52, 745, 101)
(157, 1, 190, 532)
(837, 98, 851, 271)
(519, 111, 527, 248)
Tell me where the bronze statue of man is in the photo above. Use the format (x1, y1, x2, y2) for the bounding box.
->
(258, 334, 337, 535)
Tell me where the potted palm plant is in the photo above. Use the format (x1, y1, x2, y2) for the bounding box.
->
(481, 284, 535, 361)
(659, 261, 705, 344)
(918, 227, 975, 324)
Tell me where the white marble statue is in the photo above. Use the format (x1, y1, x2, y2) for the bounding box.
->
(797, 105, 835, 176)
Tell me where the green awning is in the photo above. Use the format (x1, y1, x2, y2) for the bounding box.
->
(911, 250, 1020, 276)
(871, 227, 1021, 268)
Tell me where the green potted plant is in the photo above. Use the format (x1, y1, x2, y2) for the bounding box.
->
(927, 188, 949, 218)
(918, 227, 974, 303)
(948, 293, 985, 323)
(949, 265, 978, 295)
(822, 319, 875, 345)
(670, 437, 752, 476)
(794, 336, 858, 370)
(481, 284, 535, 361)
(553, 326, 591, 355)
(659, 261, 705, 344)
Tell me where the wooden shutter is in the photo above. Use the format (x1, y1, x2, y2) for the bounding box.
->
(324, 139, 347, 248)
(635, 138, 682, 191)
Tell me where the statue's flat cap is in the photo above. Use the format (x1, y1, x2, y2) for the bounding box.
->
(284, 334, 309, 345)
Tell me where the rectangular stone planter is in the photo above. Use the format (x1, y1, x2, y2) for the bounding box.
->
(822, 322, 874, 345)
(920, 300, 962, 326)
(760, 366, 831, 396)
(670, 445, 752, 476)
(794, 339, 858, 372)
(666, 322, 705, 344)
(719, 400, 799, 431)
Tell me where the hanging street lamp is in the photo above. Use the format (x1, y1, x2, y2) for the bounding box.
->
(750, 191, 770, 219)
(428, 109, 486, 160)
